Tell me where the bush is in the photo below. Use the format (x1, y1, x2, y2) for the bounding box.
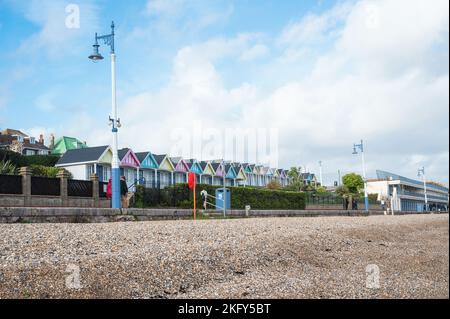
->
(29, 165, 72, 178)
(0, 150, 59, 167)
(133, 183, 306, 210)
(0, 160, 17, 175)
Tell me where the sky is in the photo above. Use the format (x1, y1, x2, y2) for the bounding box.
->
(0, 0, 448, 186)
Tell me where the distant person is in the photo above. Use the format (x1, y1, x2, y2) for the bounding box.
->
(381, 199, 386, 211)
(352, 198, 358, 210)
(106, 178, 112, 207)
(343, 197, 349, 210)
(120, 176, 128, 208)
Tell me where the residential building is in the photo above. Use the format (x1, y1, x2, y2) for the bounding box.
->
(54, 145, 294, 191)
(0, 129, 51, 155)
(55, 145, 112, 181)
(367, 170, 449, 212)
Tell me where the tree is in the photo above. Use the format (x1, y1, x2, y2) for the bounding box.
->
(335, 185, 350, 197)
(342, 173, 364, 194)
(316, 186, 328, 194)
(285, 167, 305, 192)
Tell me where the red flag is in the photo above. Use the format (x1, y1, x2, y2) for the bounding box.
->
(188, 172, 196, 190)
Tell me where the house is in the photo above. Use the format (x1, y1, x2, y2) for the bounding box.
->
(233, 163, 248, 186)
(199, 161, 216, 184)
(55, 145, 112, 182)
(185, 159, 204, 182)
(301, 172, 317, 186)
(136, 151, 159, 188)
(153, 154, 175, 189)
(118, 148, 141, 190)
(224, 164, 237, 186)
(170, 157, 190, 184)
(51, 136, 87, 156)
(210, 162, 225, 185)
(0, 129, 51, 155)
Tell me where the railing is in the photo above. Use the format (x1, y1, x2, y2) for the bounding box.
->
(68, 179, 93, 197)
(397, 190, 448, 201)
(31, 176, 60, 196)
(99, 181, 108, 198)
(0, 174, 22, 194)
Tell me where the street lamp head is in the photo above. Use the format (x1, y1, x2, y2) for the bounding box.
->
(88, 44, 104, 61)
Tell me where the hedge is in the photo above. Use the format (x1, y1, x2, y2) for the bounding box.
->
(0, 150, 59, 167)
(133, 183, 306, 210)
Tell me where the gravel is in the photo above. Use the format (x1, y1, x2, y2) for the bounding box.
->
(0, 214, 448, 299)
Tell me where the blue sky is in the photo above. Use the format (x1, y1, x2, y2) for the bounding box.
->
(0, 0, 449, 185)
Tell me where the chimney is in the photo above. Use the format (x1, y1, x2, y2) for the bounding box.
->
(50, 134, 55, 149)
(39, 134, 44, 144)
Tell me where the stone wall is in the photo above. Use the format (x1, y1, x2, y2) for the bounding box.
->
(1, 207, 446, 223)
(0, 168, 109, 208)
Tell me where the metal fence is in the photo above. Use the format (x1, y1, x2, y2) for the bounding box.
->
(99, 181, 108, 198)
(31, 176, 60, 196)
(0, 174, 22, 194)
(68, 179, 93, 197)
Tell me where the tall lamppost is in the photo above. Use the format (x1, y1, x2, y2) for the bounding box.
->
(318, 160, 323, 186)
(88, 21, 122, 209)
(417, 167, 428, 211)
(352, 140, 369, 212)
(222, 160, 226, 217)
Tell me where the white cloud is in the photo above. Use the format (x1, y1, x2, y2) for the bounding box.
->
(17, 0, 98, 58)
(77, 0, 449, 185)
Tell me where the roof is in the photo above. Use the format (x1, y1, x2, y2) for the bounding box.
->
(135, 152, 150, 163)
(211, 162, 221, 171)
(153, 154, 167, 166)
(52, 136, 87, 155)
(200, 161, 209, 170)
(56, 145, 110, 166)
(118, 148, 130, 161)
(170, 157, 182, 164)
(1, 129, 27, 137)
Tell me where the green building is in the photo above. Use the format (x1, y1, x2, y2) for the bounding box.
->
(52, 136, 87, 156)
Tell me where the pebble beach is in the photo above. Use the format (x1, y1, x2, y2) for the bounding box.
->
(0, 214, 448, 299)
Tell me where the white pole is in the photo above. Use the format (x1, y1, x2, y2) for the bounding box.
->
(319, 161, 323, 186)
(361, 146, 369, 212)
(223, 161, 226, 217)
(110, 53, 121, 208)
(422, 168, 428, 211)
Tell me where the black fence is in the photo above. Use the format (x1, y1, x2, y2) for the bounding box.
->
(0, 174, 22, 194)
(31, 176, 60, 196)
(68, 179, 93, 197)
(99, 181, 108, 198)
(305, 193, 343, 205)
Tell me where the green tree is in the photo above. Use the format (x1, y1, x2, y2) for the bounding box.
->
(285, 167, 305, 192)
(316, 186, 328, 194)
(342, 173, 364, 194)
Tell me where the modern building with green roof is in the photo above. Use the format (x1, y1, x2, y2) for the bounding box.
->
(51, 136, 87, 156)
